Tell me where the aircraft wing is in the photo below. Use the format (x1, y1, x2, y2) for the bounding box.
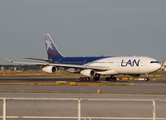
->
(3, 57, 108, 71)
(49, 63, 108, 71)
(22, 57, 53, 63)
(3, 57, 49, 66)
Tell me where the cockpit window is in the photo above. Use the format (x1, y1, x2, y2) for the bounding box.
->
(150, 61, 159, 63)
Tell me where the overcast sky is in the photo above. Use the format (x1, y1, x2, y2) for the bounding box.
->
(0, 0, 166, 64)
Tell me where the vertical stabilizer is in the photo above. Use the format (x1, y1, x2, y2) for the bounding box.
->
(43, 33, 64, 59)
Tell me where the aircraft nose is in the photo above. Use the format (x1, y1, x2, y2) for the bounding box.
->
(155, 63, 161, 71)
(149, 62, 162, 73)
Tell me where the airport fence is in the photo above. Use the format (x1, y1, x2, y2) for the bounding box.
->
(0, 97, 166, 120)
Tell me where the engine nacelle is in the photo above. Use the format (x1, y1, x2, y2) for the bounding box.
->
(80, 69, 95, 77)
(42, 66, 57, 73)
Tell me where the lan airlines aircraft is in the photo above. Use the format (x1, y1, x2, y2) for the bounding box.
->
(4, 33, 161, 81)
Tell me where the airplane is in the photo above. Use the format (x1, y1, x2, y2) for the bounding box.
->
(4, 33, 161, 81)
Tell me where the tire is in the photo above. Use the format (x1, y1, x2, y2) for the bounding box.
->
(79, 77, 83, 81)
(145, 77, 149, 81)
(112, 77, 116, 81)
(106, 77, 110, 81)
(83, 77, 87, 81)
(87, 77, 90, 81)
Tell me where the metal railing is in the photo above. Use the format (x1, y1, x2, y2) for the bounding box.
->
(0, 97, 166, 120)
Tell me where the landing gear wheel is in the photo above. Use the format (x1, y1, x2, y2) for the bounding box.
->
(83, 77, 87, 81)
(145, 77, 149, 81)
(145, 74, 149, 81)
(106, 77, 110, 81)
(93, 74, 100, 81)
(112, 77, 116, 81)
(87, 77, 90, 81)
(79, 77, 83, 81)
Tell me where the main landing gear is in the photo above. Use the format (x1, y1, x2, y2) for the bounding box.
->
(79, 75, 117, 81)
(106, 75, 116, 81)
(79, 74, 100, 81)
(79, 75, 149, 81)
(93, 74, 100, 81)
(79, 77, 90, 81)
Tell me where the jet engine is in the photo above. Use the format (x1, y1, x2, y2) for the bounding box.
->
(80, 69, 95, 76)
(42, 66, 57, 73)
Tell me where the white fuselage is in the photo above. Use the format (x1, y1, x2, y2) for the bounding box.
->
(85, 56, 161, 75)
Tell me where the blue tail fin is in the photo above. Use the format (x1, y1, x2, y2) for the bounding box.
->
(43, 33, 64, 59)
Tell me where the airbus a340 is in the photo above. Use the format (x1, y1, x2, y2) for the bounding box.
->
(4, 33, 161, 81)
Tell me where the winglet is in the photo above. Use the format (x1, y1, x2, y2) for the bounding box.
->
(3, 57, 13, 63)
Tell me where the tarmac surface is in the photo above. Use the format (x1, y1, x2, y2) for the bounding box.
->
(0, 77, 166, 94)
(0, 77, 166, 119)
(0, 76, 165, 82)
(0, 93, 166, 120)
(0, 84, 166, 94)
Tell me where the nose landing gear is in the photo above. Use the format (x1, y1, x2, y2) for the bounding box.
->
(145, 74, 149, 81)
(144, 77, 149, 81)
